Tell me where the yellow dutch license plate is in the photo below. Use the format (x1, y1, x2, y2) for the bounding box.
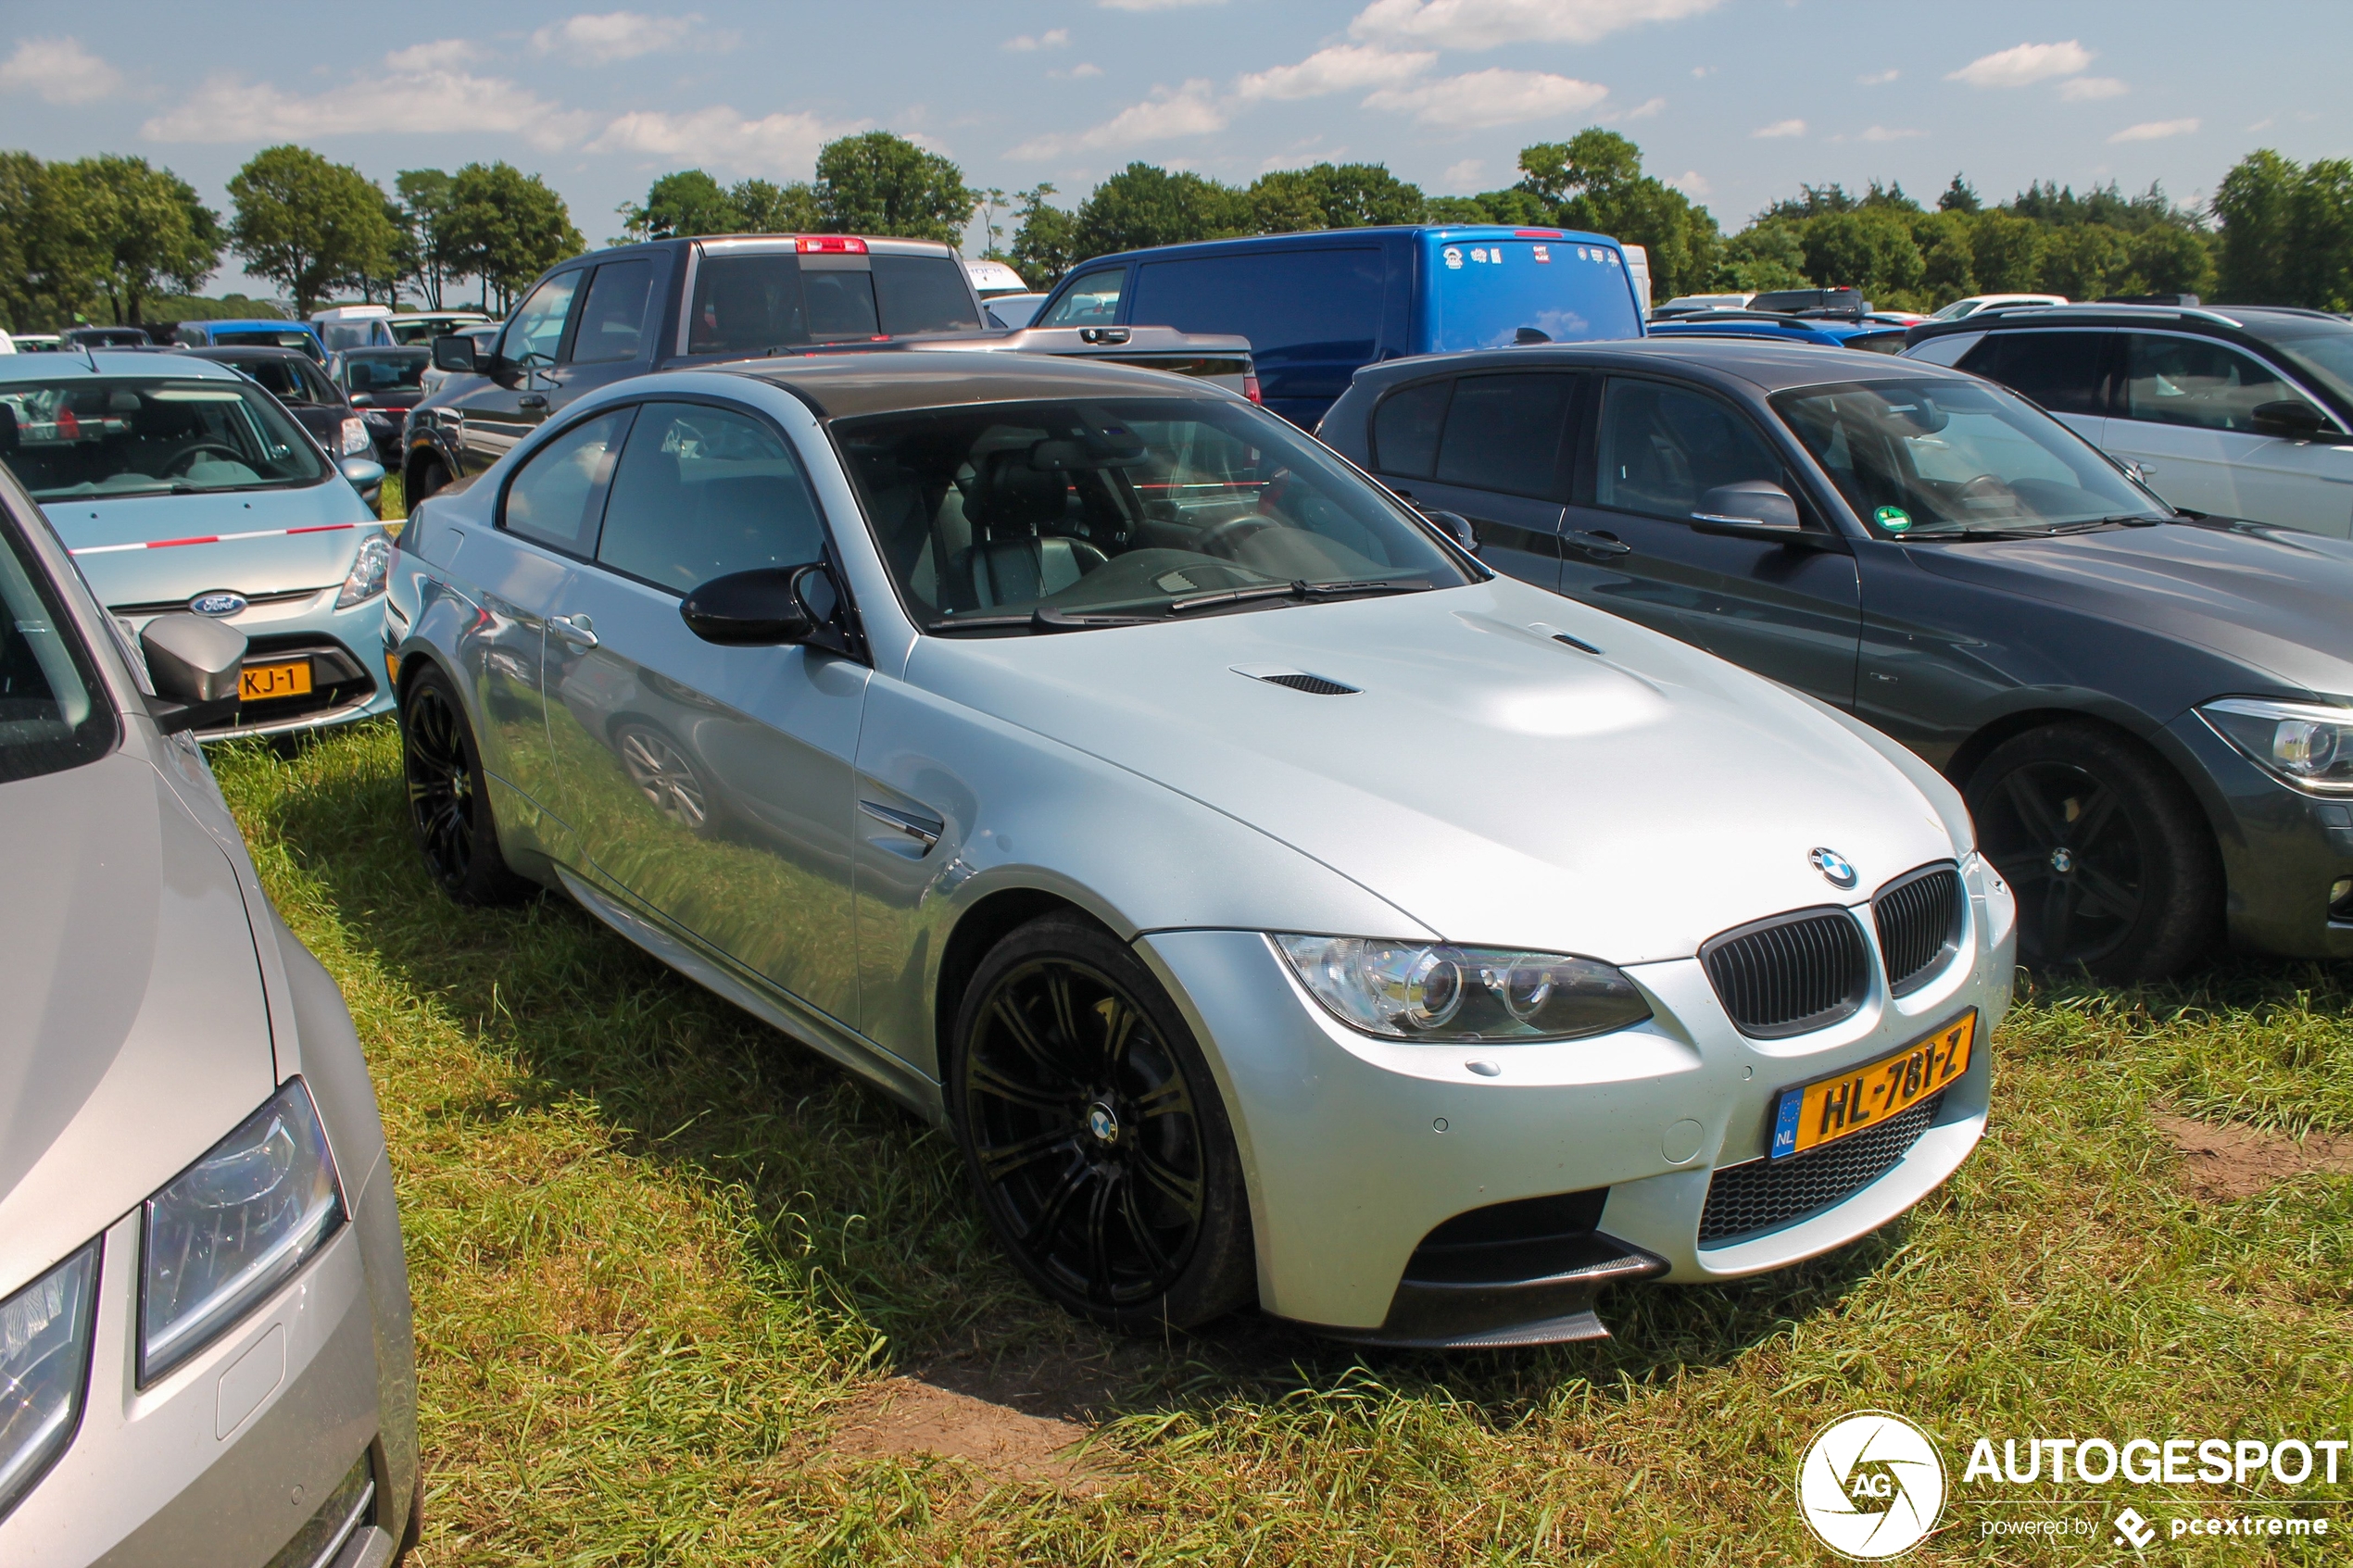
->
(239, 659, 313, 703)
(1770, 1010, 1975, 1160)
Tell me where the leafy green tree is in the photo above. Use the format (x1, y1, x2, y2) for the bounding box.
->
(2212, 150, 2295, 304)
(621, 169, 742, 240)
(396, 169, 460, 308)
(1070, 163, 1246, 262)
(228, 144, 398, 316)
(814, 131, 975, 244)
(1715, 222, 1807, 292)
(2282, 158, 2353, 311)
(1800, 209, 1924, 304)
(2121, 223, 2215, 298)
(0, 151, 106, 331)
(441, 161, 583, 315)
(1916, 210, 1978, 301)
(1250, 162, 1427, 232)
(64, 156, 220, 325)
(1513, 131, 1721, 299)
(729, 177, 822, 234)
(2038, 223, 2129, 299)
(1010, 183, 1077, 285)
(1938, 174, 1982, 215)
(1969, 212, 2044, 294)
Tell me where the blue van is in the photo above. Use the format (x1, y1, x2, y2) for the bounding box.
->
(1026, 225, 1645, 427)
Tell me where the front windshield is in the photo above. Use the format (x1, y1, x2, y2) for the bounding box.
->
(342, 351, 427, 395)
(835, 395, 1473, 630)
(0, 376, 330, 500)
(1772, 377, 2169, 537)
(0, 510, 112, 783)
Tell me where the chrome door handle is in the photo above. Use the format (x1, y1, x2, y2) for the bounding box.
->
(860, 799, 942, 850)
(517, 394, 548, 410)
(547, 613, 597, 649)
(1565, 529, 1631, 558)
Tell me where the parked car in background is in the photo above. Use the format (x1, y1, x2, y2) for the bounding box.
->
(0, 351, 394, 738)
(1022, 225, 1648, 429)
(983, 293, 1050, 329)
(385, 309, 490, 346)
(0, 469, 421, 1563)
(1643, 310, 1908, 354)
(61, 326, 154, 350)
(906, 322, 1258, 399)
(10, 334, 64, 353)
(1905, 303, 2353, 536)
(385, 350, 2010, 1346)
(1322, 336, 2353, 979)
(1653, 293, 1754, 319)
(174, 319, 327, 361)
(965, 258, 1029, 299)
(328, 345, 431, 466)
(180, 345, 380, 472)
(416, 320, 501, 400)
(1926, 293, 2068, 321)
(309, 304, 398, 353)
(405, 232, 985, 503)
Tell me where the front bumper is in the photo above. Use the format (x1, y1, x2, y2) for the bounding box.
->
(0, 1156, 411, 1567)
(2166, 712, 2353, 960)
(114, 593, 396, 740)
(1135, 856, 2016, 1340)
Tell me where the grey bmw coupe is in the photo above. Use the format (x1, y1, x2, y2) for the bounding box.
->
(384, 353, 2015, 1346)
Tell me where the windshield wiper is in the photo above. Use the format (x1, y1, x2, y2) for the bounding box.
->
(926, 605, 1167, 633)
(1167, 578, 1433, 615)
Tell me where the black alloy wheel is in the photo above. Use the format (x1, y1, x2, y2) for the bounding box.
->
(950, 916, 1254, 1331)
(400, 665, 534, 906)
(1966, 722, 2219, 982)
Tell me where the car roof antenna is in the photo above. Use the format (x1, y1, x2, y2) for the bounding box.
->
(77, 334, 99, 373)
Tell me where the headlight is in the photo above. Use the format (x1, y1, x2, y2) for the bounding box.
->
(2200, 697, 2353, 793)
(334, 533, 391, 609)
(140, 1081, 343, 1385)
(0, 1242, 99, 1524)
(338, 417, 371, 456)
(1274, 935, 1652, 1042)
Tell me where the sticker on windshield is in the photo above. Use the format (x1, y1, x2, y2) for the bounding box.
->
(1533, 245, 1551, 262)
(1875, 506, 1914, 533)
(1443, 246, 1463, 269)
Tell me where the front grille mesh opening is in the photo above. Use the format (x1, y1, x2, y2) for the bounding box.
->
(1699, 1093, 1942, 1245)
(1873, 864, 1963, 997)
(1700, 909, 1869, 1038)
(1255, 671, 1359, 695)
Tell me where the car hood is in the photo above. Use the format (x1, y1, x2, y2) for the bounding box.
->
(905, 576, 1957, 964)
(0, 751, 277, 1295)
(1902, 519, 2353, 697)
(42, 482, 376, 609)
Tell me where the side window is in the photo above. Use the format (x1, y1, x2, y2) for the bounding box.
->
(1038, 268, 1125, 327)
(1432, 372, 1577, 498)
(1957, 332, 2109, 416)
(500, 409, 632, 557)
(1595, 379, 1789, 521)
(1370, 380, 1451, 478)
(570, 259, 656, 366)
(498, 271, 582, 370)
(596, 402, 827, 594)
(299, 363, 339, 405)
(2120, 334, 2304, 433)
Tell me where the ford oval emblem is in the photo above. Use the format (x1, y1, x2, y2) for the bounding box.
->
(1809, 847, 1858, 889)
(189, 591, 246, 618)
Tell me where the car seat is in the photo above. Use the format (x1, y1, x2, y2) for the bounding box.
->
(954, 447, 1106, 608)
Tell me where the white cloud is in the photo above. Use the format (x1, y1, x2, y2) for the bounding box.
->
(1751, 118, 1806, 138)
(1053, 62, 1106, 79)
(1947, 40, 2093, 89)
(1010, 79, 1227, 157)
(1691, 65, 1714, 78)
(1363, 67, 1608, 128)
(1352, 0, 1721, 49)
(2247, 116, 2276, 132)
(2109, 118, 2198, 144)
(588, 105, 867, 170)
(0, 36, 123, 104)
(144, 45, 592, 148)
(1667, 169, 1711, 196)
(1618, 95, 1666, 119)
(1443, 157, 1484, 187)
(1003, 28, 1072, 51)
(1098, 0, 1225, 8)
(1856, 68, 1899, 85)
(1236, 44, 1432, 101)
(2059, 76, 2127, 101)
(1862, 125, 1924, 142)
(530, 10, 704, 65)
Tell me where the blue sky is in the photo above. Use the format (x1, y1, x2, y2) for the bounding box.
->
(1, 0, 2346, 296)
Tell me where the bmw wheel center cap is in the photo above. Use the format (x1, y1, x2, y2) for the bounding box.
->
(1809, 847, 1858, 889)
(189, 591, 247, 618)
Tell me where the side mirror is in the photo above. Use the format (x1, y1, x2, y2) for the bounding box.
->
(340, 456, 385, 489)
(680, 562, 843, 648)
(2254, 399, 2329, 438)
(140, 613, 246, 734)
(1692, 480, 1803, 534)
(1420, 508, 1480, 555)
(431, 334, 480, 373)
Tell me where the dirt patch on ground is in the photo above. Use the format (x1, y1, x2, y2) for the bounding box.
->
(828, 1374, 1107, 1490)
(2156, 1112, 2353, 1201)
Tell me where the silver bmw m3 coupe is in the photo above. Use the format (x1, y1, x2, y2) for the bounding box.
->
(383, 353, 2017, 1347)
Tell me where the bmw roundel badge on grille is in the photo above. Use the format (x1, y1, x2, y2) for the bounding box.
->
(1809, 847, 1858, 889)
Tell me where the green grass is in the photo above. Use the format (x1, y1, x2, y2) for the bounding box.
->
(379, 470, 406, 525)
(212, 721, 2353, 1564)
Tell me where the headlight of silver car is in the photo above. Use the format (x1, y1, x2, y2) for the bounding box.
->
(334, 533, 390, 609)
(2199, 697, 2353, 793)
(140, 1080, 343, 1385)
(0, 1241, 99, 1524)
(1274, 935, 1652, 1042)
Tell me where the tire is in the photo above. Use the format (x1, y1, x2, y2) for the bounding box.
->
(399, 663, 535, 906)
(409, 456, 448, 503)
(948, 914, 1256, 1332)
(1965, 722, 2220, 982)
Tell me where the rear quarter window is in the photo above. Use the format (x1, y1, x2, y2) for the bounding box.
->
(1370, 380, 1451, 477)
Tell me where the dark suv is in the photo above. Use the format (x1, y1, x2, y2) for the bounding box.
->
(1904, 304, 2353, 536)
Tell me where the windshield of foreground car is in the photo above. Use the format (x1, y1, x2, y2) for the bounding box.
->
(0, 377, 330, 500)
(0, 510, 112, 783)
(1772, 377, 2171, 536)
(834, 395, 1475, 628)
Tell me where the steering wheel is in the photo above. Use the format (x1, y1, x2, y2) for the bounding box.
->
(1197, 512, 1277, 558)
(1957, 472, 2021, 505)
(163, 442, 246, 475)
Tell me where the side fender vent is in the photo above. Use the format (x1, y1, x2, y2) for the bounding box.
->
(1249, 671, 1359, 696)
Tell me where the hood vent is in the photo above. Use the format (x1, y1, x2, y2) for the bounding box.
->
(1250, 671, 1359, 696)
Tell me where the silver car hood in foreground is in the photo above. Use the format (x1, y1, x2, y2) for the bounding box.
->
(908, 577, 1957, 964)
(0, 749, 275, 1291)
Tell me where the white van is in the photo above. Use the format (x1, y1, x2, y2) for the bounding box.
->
(309, 305, 397, 353)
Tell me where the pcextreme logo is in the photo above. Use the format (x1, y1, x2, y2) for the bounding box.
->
(1796, 1411, 1948, 1560)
